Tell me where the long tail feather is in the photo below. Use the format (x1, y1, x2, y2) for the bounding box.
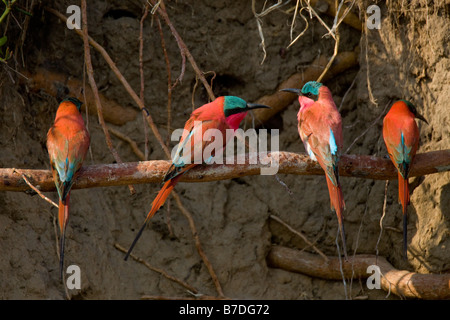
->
(58, 194, 70, 280)
(398, 172, 409, 259)
(325, 176, 348, 260)
(124, 174, 185, 261)
(59, 229, 66, 280)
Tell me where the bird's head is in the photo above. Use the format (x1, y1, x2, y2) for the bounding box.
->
(223, 96, 270, 117)
(301, 81, 322, 101)
(402, 100, 428, 124)
(280, 80, 323, 102)
(62, 97, 83, 113)
(222, 96, 270, 129)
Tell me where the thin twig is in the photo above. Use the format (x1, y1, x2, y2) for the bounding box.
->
(288, 5, 309, 48)
(384, 226, 402, 233)
(338, 71, 358, 112)
(82, 58, 94, 163)
(13, 168, 58, 208)
(289, 0, 301, 43)
(171, 192, 225, 298)
(150, 0, 215, 101)
(336, 225, 348, 300)
(307, 0, 342, 82)
(251, 0, 267, 65)
(363, 8, 378, 107)
(108, 126, 145, 161)
(330, 0, 345, 34)
(376, 180, 390, 264)
(305, 1, 336, 40)
(139, 3, 150, 161)
(334, 0, 357, 31)
(114, 243, 199, 294)
(80, 0, 135, 195)
(208, 71, 217, 92)
(269, 214, 328, 261)
(316, 31, 340, 83)
(155, 15, 173, 146)
(289, 0, 356, 81)
(14, 0, 35, 68)
(152, 1, 185, 90)
(154, 14, 175, 232)
(350, 185, 371, 299)
(165, 197, 174, 238)
(273, 174, 294, 196)
(344, 99, 391, 154)
(191, 71, 217, 108)
(251, 0, 286, 64)
(191, 75, 200, 111)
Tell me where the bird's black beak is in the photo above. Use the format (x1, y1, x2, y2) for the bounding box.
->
(245, 103, 271, 111)
(415, 112, 428, 125)
(280, 88, 302, 96)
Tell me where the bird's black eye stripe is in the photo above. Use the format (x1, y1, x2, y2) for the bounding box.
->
(224, 107, 246, 117)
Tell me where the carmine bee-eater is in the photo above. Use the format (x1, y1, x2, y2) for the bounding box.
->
(382, 100, 427, 258)
(46, 97, 90, 279)
(281, 81, 348, 259)
(124, 96, 270, 260)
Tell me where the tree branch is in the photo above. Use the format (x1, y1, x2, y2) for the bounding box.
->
(267, 245, 450, 299)
(1, 150, 448, 192)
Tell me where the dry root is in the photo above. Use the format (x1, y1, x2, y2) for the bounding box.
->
(267, 245, 450, 299)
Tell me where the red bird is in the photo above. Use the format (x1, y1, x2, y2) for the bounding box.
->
(47, 97, 90, 278)
(383, 100, 427, 258)
(282, 81, 347, 259)
(124, 96, 269, 260)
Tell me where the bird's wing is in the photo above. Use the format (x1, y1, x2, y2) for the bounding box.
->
(47, 127, 90, 201)
(383, 117, 419, 179)
(299, 103, 342, 186)
(165, 117, 226, 182)
(298, 123, 317, 162)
